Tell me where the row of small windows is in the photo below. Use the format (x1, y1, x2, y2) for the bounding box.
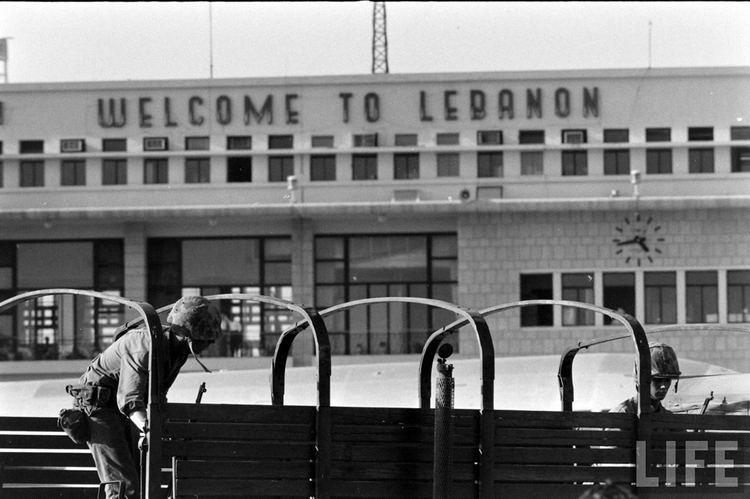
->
(520, 269, 750, 327)
(5, 126, 749, 155)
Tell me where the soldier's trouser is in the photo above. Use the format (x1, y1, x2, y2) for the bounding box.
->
(87, 407, 139, 499)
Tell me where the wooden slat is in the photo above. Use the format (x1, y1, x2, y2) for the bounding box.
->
(644, 413, 750, 431)
(328, 479, 435, 498)
(331, 442, 476, 463)
(163, 440, 314, 460)
(0, 416, 61, 432)
(328, 460, 474, 481)
(1, 468, 100, 484)
(496, 427, 634, 447)
(165, 421, 314, 441)
(639, 485, 750, 498)
(495, 445, 634, 464)
(495, 483, 632, 499)
(0, 451, 95, 467)
(0, 487, 99, 499)
(495, 410, 636, 429)
(331, 406, 475, 427)
(173, 477, 313, 496)
(0, 433, 85, 449)
(493, 463, 634, 483)
(175, 458, 313, 479)
(165, 403, 315, 424)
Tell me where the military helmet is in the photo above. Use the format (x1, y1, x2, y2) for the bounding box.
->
(648, 342, 681, 378)
(168, 296, 222, 341)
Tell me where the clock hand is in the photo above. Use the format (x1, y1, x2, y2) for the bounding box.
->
(616, 237, 638, 246)
(638, 239, 650, 252)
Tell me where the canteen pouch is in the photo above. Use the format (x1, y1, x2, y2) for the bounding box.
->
(58, 407, 90, 444)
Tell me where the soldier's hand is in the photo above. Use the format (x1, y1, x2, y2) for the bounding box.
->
(138, 432, 149, 451)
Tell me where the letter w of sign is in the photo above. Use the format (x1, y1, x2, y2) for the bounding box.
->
(98, 98, 127, 128)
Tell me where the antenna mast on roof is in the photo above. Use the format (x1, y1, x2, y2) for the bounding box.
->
(372, 2, 389, 74)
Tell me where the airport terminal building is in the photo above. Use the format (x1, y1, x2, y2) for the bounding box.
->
(0, 66, 749, 368)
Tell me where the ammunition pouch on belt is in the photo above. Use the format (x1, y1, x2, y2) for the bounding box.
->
(58, 407, 90, 444)
(66, 383, 115, 409)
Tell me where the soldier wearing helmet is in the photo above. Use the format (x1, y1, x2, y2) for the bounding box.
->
(611, 342, 681, 414)
(68, 296, 221, 499)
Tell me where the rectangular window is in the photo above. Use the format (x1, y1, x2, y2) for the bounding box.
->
(353, 133, 378, 147)
(477, 151, 503, 177)
(61, 159, 86, 186)
(646, 149, 673, 174)
(477, 130, 502, 145)
(310, 155, 336, 181)
(688, 127, 714, 141)
(20, 140, 44, 154)
(603, 129, 629, 143)
(520, 273, 553, 326)
(268, 156, 294, 182)
(311, 135, 334, 148)
(102, 159, 127, 185)
(268, 135, 294, 149)
(102, 138, 127, 152)
(143, 137, 168, 151)
(60, 139, 86, 153)
(519, 130, 545, 144)
(394, 134, 418, 147)
(185, 158, 210, 183)
(731, 126, 750, 173)
(603, 272, 635, 325)
(689, 148, 714, 173)
(144, 158, 168, 184)
(436, 133, 459, 145)
(352, 154, 377, 180)
(521, 151, 544, 175)
(227, 157, 252, 182)
(436, 153, 459, 177)
(686, 271, 718, 323)
(185, 136, 210, 150)
(562, 129, 587, 144)
(645, 272, 677, 324)
(731, 126, 750, 140)
(394, 153, 420, 179)
(646, 128, 671, 142)
(0, 162, 3, 188)
(562, 273, 595, 326)
(604, 150, 630, 175)
(20, 160, 44, 187)
(227, 136, 252, 150)
(728, 270, 750, 323)
(562, 151, 588, 176)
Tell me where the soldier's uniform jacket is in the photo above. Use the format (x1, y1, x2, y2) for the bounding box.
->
(79, 328, 191, 415)
(611, 396, 668, 415)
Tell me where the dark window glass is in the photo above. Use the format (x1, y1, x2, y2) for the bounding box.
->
(562, 151, 587, 175)
(688, 148, 714, 173)
(436, 133, 459, 145)
(731, 127, 750, 141)
(521, 151, 544, 175)
(227, 136, 252, 150)
(436, 153, 459, 177)
(646, 128, 671, 142)
(603, 129, 629, 143)
(688, 127, 713, 141)
(102, 159, 127, 185)
(227, 157, 252, 182)
(268, 135, 293, 149)
(310, 155, 336, 181)
(731, 148, 750, 172)
(144, 158, 168, 184)
(477, 130, 502, 145)
(394, 153, 419, 179)
(185, 158, 210, 183)
(102, 138, 127, 152)
(728, 270, 750, 323)
(603, 273, 635, 325)
(644, 272, 677, 324)
(394, 134, 418, 146)
(185, 136, 210, 150)
(143, 137, 168, 151)
(311, 135, 334, 148)
(268, 156, 294, 182)
(520, 274, 553, 326)
(604, 150, 630, 175)
(20, 140, 44, 154)
(61, 159, 86, 186)
(352, 154, 377, 180)
(646, 149, 673, 174)
(477, 151, 503, 177)
(519, 130, 545, 144)
(686, 271, 718, 323)
(20, 160, 44, 187)
(562, 129, 587, 144)
(562, 273, 595, 326)
(353, 134, 378, 147)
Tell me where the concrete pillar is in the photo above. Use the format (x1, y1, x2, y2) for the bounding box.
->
(290, 217, 315, 367)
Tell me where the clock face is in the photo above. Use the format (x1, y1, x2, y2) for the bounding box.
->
(612, 212, 664, 266)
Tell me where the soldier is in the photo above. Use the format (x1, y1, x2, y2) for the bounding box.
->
(612, 342, 681, 414)
(66, 296, 221, 499)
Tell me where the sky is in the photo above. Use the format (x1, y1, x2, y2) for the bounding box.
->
(0, 1, 749, 83)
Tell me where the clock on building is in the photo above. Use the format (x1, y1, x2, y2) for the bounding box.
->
(612, 212, 664, 266)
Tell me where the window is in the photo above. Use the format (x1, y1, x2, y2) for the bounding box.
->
(603, 129, 629, 143)
(102, 138, 127, 152)
(521, 151, 544, 176)
(562, 129, 587, 144)
(688, 127, 713, 141)
(353, 133, 378, 147)
(143, 137, 168, 151)
(268, 156, 294, 182)
(352, 154, 377, 180)
(519, 130, 545, 144)
(185, 158, 210, 183)
(686, 271, 718, 323)
(20, 140, 44, 154)
(102, 159, 127, 185)
(312, 135, 334, 148)
(60, 139, 85, 153)
(646, 128, 671, 142)
(436, 153, 459, 177)
(731, 127, 750, 173)
(144, 158, 168, 184)
(20, 160, 44, 187)
(603, 272, 635, 325)
(562, 273, 595, 326)
(562, 151, 587, 176)
(0, 162, 3, 188)
(394, 134, 418, 146)
(61, 159, 86, 186)
(646, 149, 673, 174)
(227, 157, 252, 182)
(310, 155, 336, 181)
(268, 135, 293, 149)
(477, 152, 503, 177)
(394, 153, 419, 179)
(185, 136, 210, 150)
(604, 150, 630, 175)
(728, 270, 750, 323)
(227, 136, 252, 150)
(477, 130, 502, 145)
(436, 133, 459, 145)
(644, 272, 677, 324)
(520, 273, 552, 326)
(689, 148, 714, 173)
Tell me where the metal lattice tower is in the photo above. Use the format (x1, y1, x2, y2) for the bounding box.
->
(371, 2, 389, 74)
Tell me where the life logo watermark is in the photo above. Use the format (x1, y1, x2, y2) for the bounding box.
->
(636, 440, 741, 488)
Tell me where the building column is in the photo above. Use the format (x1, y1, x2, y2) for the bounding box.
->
(123, 223, 147, 303)
(290, 217, 315, 367)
